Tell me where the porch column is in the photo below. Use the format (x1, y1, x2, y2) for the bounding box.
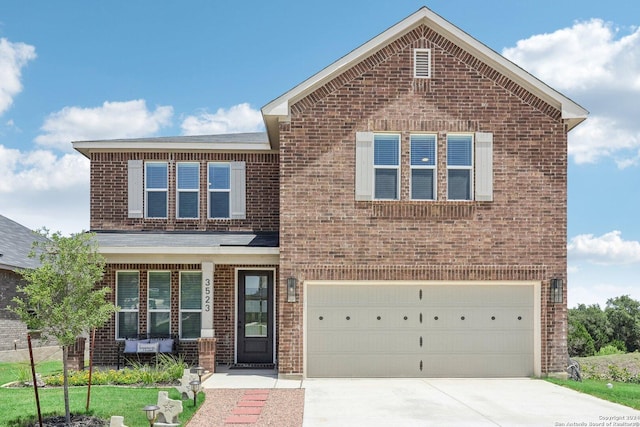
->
(66, 336, 86, 371)
(197, 337, 217, 373)
(201, 262, 214, 338)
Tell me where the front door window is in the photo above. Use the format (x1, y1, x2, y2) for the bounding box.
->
(237, 270, 274, 364)
(244, 275, 268, 337)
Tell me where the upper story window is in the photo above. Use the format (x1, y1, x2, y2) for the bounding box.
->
(208, 163, 231, 218)
(116, 271, 139, 339)
(127, 160, 246, 220)
(177, 162, 199, 219)
(447, 134, 473, 200)
(148, 271, 171, 336)
(374, 134, 400, 200)
(355, 131, 493, 203)
(410, 134, 437, 200)
(180, 271, 202, 339)
(145, 162, 168, 218)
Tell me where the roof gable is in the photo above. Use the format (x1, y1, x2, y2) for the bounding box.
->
(262, 6, 588, 145)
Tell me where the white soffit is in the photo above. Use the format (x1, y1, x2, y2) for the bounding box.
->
(261, 6, 588, 130)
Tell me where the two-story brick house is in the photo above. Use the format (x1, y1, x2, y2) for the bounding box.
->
(73, 7, 587, 377)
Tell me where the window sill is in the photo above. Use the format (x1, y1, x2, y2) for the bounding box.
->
(357, 201, 477, 219)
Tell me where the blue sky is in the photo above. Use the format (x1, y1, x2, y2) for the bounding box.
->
(0, 0, 638, 308)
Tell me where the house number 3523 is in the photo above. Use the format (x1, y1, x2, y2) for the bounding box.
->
(204, 278, 212, 312)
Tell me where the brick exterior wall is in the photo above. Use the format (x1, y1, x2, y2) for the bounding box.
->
(89, 152, 279, 232)
(92, 263, 278, 367)
(0, 269, 53, 351)
(277, 25, 567, 374)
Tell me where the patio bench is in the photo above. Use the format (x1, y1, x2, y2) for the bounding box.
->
(117, 334, 179, 369)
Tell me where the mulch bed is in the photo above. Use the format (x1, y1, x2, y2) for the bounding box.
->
(26, 415, 106, 427)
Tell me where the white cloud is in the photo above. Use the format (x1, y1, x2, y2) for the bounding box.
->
(568, 230, 640, 265)
(568, 116, 640, 166)
(0, 145, 90, 235)
(0, 144, 89, 193)
(181, 103, 264, 135)
(503, 20, 640, 168)
(35, 99, 173, 151)
(0, 38, 36, 115)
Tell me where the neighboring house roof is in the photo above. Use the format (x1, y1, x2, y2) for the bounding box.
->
(261, 6, 588, 146)
(0, 215, 44, 271)
(94, 231, 279, 256)
(73, 132, 271, 158)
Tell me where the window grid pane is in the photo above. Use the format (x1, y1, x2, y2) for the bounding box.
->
(178, 192, 198, 218)
(177, 163, 199, 189)
(181, 273, 202, 310)
(373, 134, 399, 200)
(411, 135, 436, 200)
(210, 192, 230, 218)
(411, 135, 436, 166)
(118, 312, 138, 338)
(208, 164, 230, 190)
(180, 272, 202, 339)
(181, 313, 201, 339)
(149, 312, 170, 336)
(447, 135, 473, 166)
(117, 272, 139, 309)
(412, 169, 434, 200)
(145, 163, 167, 189)
(448, 169, 471, 200)
(146, 191, 167, 218)
(374, 135, 399, 166)
(148, 272, 171, 310)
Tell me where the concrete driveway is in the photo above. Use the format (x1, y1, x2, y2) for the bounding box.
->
(302, 378, 640, 426)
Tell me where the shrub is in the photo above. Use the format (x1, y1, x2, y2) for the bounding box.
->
(42, 355, 187, 387)
(598, 344, 625, 356)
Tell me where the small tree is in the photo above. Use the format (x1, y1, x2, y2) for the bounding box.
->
(12, 230, 117, 426)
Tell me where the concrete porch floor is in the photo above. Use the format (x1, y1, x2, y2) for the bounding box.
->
(201, 365, 302, 389)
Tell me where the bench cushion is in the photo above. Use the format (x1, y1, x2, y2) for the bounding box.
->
(158, 339, 174, 353)
(137, 341, 159, 353)
(123, 339, 139, 353)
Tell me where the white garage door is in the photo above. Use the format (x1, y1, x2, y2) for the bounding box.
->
(306, 283, 536, 378)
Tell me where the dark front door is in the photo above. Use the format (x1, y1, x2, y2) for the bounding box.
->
(237, 270, 274, 364)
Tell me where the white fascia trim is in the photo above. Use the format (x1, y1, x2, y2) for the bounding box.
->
(98, 246, 279, 256)
(72, 141, 274, 157)
(261, 7, 587, 128)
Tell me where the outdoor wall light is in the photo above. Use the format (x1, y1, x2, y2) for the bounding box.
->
(287, 277, 297, 303)
(142, 404, 160, 427)
(550, 278, 563, 303)
(190, 380, 201, 407)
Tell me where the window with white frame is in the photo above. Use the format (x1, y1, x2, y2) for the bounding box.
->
(374, 134, 400, 200)
(411, 134, 437, 200)
(148, 271, 171, 336)
(145, 162, 168, 218)
(177, 162, 199, 219)
(447, 134, 474, 200)
(180, 271, 202, 339)
(208, 163, 231, 218)
(116, 271, 139, 339)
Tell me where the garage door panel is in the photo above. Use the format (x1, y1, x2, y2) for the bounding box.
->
(307, 285, 418, 306)
(306, 284, 536, 378)
(308, 330, 420, 354)
(308, 355, 423, 378)
(422, 354, 534, 377)
(308, 307, 425, 329)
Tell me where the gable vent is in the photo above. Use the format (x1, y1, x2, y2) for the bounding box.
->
(414, 48, 431, 79)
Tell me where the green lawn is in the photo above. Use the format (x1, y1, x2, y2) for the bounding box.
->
(0, 361, 203, 426)
(546, 378, 640, 410)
